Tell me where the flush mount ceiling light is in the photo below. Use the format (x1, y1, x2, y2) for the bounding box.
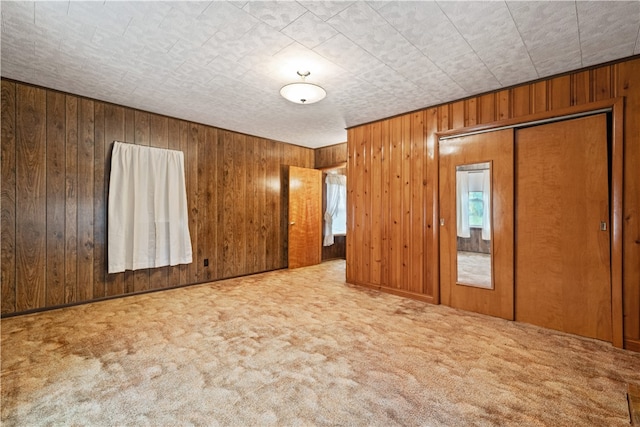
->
(280, 71, 326, 104)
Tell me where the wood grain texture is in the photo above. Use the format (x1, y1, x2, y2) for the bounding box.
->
(46, 91, 66, 306)
(92, 101, 106, 299)
(65, 96, 78, 304)
(77, 99, 95, 302)
(15, 84, 47, 311)
(515, 115, 612, 342)
(103, 104, 125, 297)
(1, 81, 17, 314)
(439, 129, 514, 320)
(617, 60, 640, 344)
(288, 166, 322, 269)
(1, 80, 314, 316)
(345, 57, 639, 350)
(315, 143, 347, 169)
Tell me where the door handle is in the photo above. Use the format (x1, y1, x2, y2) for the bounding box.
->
(290, 221, 295, 225)
(600, 221, 607, 231)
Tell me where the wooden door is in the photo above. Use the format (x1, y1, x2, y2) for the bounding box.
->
(515, 114, 612, 341)
(288, 166, 322, 269)
(439, 129, 514, 320)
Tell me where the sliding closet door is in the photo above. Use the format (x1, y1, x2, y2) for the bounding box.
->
(515, 114, 612, 342)
(439, 129, 514, 320)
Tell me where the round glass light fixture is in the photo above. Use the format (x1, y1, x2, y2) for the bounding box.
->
(280, 71, 326, 104)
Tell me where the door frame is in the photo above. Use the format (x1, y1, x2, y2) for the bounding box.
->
(434, 97, 625, 348)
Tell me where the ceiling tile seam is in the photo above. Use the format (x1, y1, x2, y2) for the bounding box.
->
(505, 2, 540, 80)
(370, 4, 470, 94)
(574, 1, 585, 69)
(435, 0, 504, 88)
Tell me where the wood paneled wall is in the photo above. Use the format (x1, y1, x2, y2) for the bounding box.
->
(1, 80, 314, 315)
(315, 143, 347, 169)
(346, 57, 640, 350)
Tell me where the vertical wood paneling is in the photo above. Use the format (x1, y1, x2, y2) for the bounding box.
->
(234, 133, 247, 276)
(466, 98, 478, 126)
(478, 94, 495, 124)
(77, 99, 94, 302)
(198, 127, 216, 282)
(388, 117, 402, 288)
(46, 91, 66, 306)
(103, 104, 125, 296)
(221, 130, 234, 278)
(408, 112, 424, 293)
(531, 81, 547, 113)
(424, 108, 439, 300)
(264, 139, 280, 271)
(593, 66, 613, 101)
(1, 81, 17, 313)
(346, 128, 356, 282)
(315, 143, 347, 169)
(409, 112, 425, 294)
(549, 75, 571, 110)
(451, 101, 465, 129)
(92, 101, 106, 299)
(401, 115, 411, 290)
(245, 136, 259, 276)
(380, 120, 390, 287)
(346, 56, 640, 341)
(370, 121, 382, 285)
(571, 70, 591, 106)
(438, 105, 450, 132)
(186, 123, 199, 283)
(361, 125, 372, 286)
(1, 80, 314, 316)
(256, 138, 268, 272)
(15, 84, 47, 311)
(178, 121, 190, 286)
(511, 85, 531, 117)
(617, 60, 640, 344)
(64, 96, 78, 304)
(496, 90, 510, 120)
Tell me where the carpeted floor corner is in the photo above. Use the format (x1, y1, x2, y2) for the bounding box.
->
(2, 260, 639, 426)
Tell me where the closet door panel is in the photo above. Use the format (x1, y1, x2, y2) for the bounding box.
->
(515, 114, 612, 342)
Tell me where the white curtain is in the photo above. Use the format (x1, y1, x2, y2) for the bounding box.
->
(107, 141, 192, 273)
(481, 169, 491, 241)
(323, 174, 347, 246)
(456, 170, 470, 238)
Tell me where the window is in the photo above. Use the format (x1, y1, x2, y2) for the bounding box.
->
(323, 173, 347, 246)
(332, 192, 347, 235)
(468, 191, 484, 227)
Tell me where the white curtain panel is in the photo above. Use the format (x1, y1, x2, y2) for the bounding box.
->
(107, 141, 192, 274)
(323, 174, 347, 246)
(481, 169, 492, 241)
(456, 170, 471, 238)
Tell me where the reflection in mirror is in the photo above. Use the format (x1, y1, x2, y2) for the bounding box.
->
(456, 162, 492, 289)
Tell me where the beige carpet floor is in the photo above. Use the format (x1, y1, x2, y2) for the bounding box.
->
(2, 260, 639, 426)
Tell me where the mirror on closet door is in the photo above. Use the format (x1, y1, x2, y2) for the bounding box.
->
(455, 162, 493, 289)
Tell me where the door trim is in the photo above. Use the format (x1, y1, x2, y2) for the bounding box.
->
(435, 97, 624, 348)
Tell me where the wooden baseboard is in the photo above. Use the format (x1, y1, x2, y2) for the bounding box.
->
(624, 339, 640, 353)
(347, 280, 435, 304)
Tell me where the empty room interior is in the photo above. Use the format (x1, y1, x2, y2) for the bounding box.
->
(2, 1, 640, 425)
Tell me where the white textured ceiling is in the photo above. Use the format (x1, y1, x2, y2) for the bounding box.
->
(2, 1, 639, 148)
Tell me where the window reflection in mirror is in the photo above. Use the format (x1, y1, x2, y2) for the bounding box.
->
(456, 162, 492, 289)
